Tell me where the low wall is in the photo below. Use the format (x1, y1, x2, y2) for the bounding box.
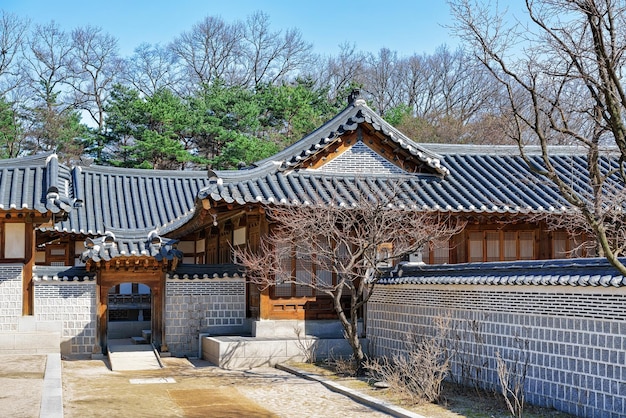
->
(0, 264, 24, 332)
(368, 283, 626, 418)
(165, 277, 246, 356)
(202, 335, 359, 369)
(0, 317, 60, 354)
(34, 281, 97, 356)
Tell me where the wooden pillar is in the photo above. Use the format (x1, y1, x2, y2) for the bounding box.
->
(152, 276, 167, 352)
(97, 284, 108, 354)
(22, 222, 35, 316)
(259, 288, 271, 320)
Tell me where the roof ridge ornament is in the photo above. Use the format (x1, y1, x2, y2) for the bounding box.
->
(348, 89, 366, 106)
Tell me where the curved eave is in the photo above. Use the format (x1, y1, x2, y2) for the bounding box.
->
(198, 170, 571, 216)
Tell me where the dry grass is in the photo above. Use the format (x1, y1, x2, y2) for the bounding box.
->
(294, 362, 576, 418)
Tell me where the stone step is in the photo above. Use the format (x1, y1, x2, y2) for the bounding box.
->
(107, 338, 162, 371)
(131, 336, 148, 344)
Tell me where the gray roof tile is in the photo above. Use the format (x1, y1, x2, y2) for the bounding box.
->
(55, 165, 211, 236)
(381, 258, 626, 287)
(32, 265, 96, 282)
(0, 153, 77, 215)
(199, 148, 621, 216)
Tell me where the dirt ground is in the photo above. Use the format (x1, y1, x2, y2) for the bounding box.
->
(61, 357, 389, 418)
(62, 358, 273, 418)
(293, 362, 576, 418)
(0, 354, 46, 418)
(0, 353, 576, 418)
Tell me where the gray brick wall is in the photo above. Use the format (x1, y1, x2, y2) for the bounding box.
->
(368, 285, 626, 418)
(165, 279, 245, 356)
(34, 281, 96, 356)
(0, 264, 23, 331)
(316, 140, 407, 175)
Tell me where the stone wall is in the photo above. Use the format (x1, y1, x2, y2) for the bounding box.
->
(165, 278, 245, 356)
(316, 140, 408, 175)
(368, 285, 626, 418)
(34, 281, 97, 356)
(0, 264, 23, 331)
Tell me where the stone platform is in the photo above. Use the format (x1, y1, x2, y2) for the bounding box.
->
(201, 335, 363, 369)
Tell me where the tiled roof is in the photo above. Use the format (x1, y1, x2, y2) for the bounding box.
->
(15, 99, 619, 264)
(165, 263, 245, 280)
(80, 230, 183, 261)
(32, 265, 96, 282)
(32, 263, 244, 281)
(48, 165, 212, 256)
(198, 150, 616, 214)
(0, 153, 78, 214)
(380, 258, 626, 287)
(197, 99, 620, 214)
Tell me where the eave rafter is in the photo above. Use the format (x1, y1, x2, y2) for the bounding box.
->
(1, 210, 51, 225)
(85, 255, 175, 272)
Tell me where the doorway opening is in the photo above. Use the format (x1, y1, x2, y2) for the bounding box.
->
(107, 283, 152, 340)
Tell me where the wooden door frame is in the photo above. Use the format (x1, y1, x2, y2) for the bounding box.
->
(95, 269, 166, 354)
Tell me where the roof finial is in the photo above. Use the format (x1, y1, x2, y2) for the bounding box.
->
(348, 89, 365, 106)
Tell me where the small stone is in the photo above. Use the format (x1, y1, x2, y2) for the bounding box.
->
(373, 381, 390, 389)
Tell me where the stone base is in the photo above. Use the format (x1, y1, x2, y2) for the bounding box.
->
(0, 317, 61, 354)
(201, 335, 365, 369)
(251, 319, 362, 339)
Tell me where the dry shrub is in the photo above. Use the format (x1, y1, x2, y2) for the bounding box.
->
(323, 349, 359, 376)
(365, 317, 451, 405)
(495, 343, 529, 418)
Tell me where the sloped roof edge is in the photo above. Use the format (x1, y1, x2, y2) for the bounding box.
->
(250, 95, 448, 176)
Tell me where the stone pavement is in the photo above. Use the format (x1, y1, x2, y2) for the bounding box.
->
(40, 353, 63, 418)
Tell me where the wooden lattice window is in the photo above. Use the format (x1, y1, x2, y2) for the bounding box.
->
(468, 230, 536, 262)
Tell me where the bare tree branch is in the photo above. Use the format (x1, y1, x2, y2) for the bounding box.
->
(450, 0, 626, 275)
(236, 181, 465, 370)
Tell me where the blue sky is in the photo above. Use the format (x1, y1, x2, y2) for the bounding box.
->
(2, 0, 458, 57)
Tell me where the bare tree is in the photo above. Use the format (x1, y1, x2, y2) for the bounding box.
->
(0, 11, 29, 97)
(365, 47, 401, 115)
(23, 22, 73, 106)
(397, 53, 431, 115)
(19, 22, 76, 153)
(69, 25, 121, 130)
(69, 25, 122, 159)
(311, 42, 367, 103)
(241, 11, 313, 88)
(169, 16, 244, 90)
(236, 184, 464, 371)
(450, 0, 626, 274)
(122, 43, 181, 97)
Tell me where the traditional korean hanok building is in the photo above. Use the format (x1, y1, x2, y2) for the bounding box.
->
(0, 92, 610, 365)
(0, 154, 80, 352)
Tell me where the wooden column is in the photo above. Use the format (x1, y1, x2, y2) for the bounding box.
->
(22, 222, 35, 316)
(152, 278, 166, 352)
(97, 284, 109, 354)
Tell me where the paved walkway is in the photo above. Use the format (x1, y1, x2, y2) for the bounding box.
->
(41, 353, 63, 418)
